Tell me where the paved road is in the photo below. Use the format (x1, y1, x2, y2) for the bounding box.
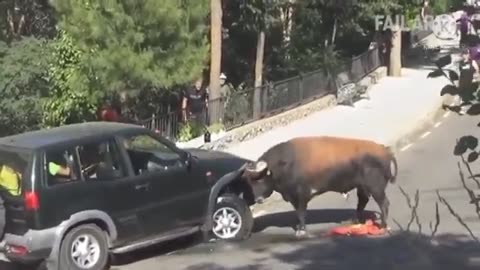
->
(107, 109, 480, 269)
(3, 110, 480, 270)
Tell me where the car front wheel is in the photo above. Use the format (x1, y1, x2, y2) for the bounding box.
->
(211, 194, 253, 241)
(58, 224, 109, 270)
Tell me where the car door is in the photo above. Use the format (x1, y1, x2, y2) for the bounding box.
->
(117, 132, 210, 236)
(72, 138, 153, 246)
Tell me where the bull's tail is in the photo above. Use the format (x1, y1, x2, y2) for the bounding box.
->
(385, 146, 398, 184)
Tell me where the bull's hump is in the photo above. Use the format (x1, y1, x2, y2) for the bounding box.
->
(290, 136, 388, 174)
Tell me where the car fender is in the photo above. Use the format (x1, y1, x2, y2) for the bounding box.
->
(203, 163, 247, 232)
(46, 210, 117, 270)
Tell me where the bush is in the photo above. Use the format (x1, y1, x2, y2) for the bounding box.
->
(177, 120, 206, 142)
(0, 37, 51, 137)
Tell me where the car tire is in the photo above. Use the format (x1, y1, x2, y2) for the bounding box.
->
(57, 224, 109, 270)
(211, 194, 253, 241)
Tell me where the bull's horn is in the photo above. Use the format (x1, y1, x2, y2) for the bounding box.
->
(246, 160, 267, 173)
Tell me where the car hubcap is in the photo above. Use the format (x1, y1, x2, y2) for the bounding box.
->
(212, 207, 242, 239)
(71, 234, 101, 269)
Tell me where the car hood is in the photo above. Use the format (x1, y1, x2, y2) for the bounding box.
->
(185, 148, 252, 176)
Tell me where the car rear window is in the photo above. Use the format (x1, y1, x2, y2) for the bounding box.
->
(0, 148, 32, 196)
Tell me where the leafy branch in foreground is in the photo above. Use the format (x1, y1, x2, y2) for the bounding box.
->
(397, 157, 480, 242)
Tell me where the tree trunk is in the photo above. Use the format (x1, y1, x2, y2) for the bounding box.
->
(281, 0, 294, 47)
(388, 26, 402, 77)
(331, 17, 337, 45)
(209, 0, 222, 124)
(253, 31, 265, 119)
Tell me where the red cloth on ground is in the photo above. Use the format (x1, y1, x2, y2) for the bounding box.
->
(329, 219, 386, 236)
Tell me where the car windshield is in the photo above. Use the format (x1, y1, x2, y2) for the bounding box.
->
(0, 148, 32, 196)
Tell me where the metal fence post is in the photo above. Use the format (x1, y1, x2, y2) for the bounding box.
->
(151, 113, 156, 130)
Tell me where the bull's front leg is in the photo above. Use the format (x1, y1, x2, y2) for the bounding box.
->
(292, 198, 309, 238)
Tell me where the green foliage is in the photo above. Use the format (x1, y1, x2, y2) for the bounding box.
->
(431, 0, 463, 15)
(42, 31, 99, 127)
(207, 122, 226, 133)
(0, 37, 51, 136)
(50, 0, 209, 92)
(178, 120, 205, 142)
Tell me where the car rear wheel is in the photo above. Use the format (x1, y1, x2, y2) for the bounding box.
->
(58, 224, 109, 270)
(211, 194, 253, 241)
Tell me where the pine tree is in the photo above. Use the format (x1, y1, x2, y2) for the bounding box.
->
(50, 0, 209, 92)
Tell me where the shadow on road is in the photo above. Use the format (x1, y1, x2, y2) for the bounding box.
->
(252, 208, 377, 233)
(109, 234, 200, 267)
(110, 208, 369, 267)
(1, 208, 370, 269)
(182, 232, 480, 270)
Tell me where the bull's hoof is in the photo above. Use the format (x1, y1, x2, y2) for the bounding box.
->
(295, 230, 309, 239)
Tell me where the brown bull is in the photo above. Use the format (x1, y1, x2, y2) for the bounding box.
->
(242, 136, 398, 237)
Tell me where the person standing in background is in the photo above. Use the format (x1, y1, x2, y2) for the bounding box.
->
(420, 0, 431, 29)
(457, 9, 473, 46)
(458, 47, 480, 113)
(218, 73, 234, 124)
(220, 73, 233, 106)
(182, 77, 209, 127)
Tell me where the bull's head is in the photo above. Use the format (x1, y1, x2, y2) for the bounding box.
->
(242, 160, 274, 204)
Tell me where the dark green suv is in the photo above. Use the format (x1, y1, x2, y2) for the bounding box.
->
(0, 122, 255, 270)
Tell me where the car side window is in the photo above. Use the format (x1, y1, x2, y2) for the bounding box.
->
(77, 140, 127, 181)
(45, 148, 80, 186)
(121, 134, 183, 176)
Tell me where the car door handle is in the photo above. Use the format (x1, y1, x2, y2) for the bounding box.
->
(135, 183, 150, 191)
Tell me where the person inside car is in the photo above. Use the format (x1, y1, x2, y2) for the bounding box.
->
(48, 161, 71, 177)
(0, 164, 22, 196)
(48, 153, 72, 179)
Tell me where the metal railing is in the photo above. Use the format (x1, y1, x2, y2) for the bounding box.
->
(139, 46, 381, 141)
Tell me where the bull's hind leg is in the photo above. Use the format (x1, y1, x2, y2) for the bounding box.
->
(364, 165, 390, 228)
(372, 191, 390, 228)
(354, 188, 370, 224)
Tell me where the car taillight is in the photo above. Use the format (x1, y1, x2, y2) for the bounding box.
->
(24, 191, 39, 210)
(7, 244, 28, 256)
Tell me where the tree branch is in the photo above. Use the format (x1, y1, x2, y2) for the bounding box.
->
(429, 202, 440, 238)
(436, 190, 479, 242)
(398, 186, 422, 233)
(457, 161, 480, 221)
(460, 155, 480, 189)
